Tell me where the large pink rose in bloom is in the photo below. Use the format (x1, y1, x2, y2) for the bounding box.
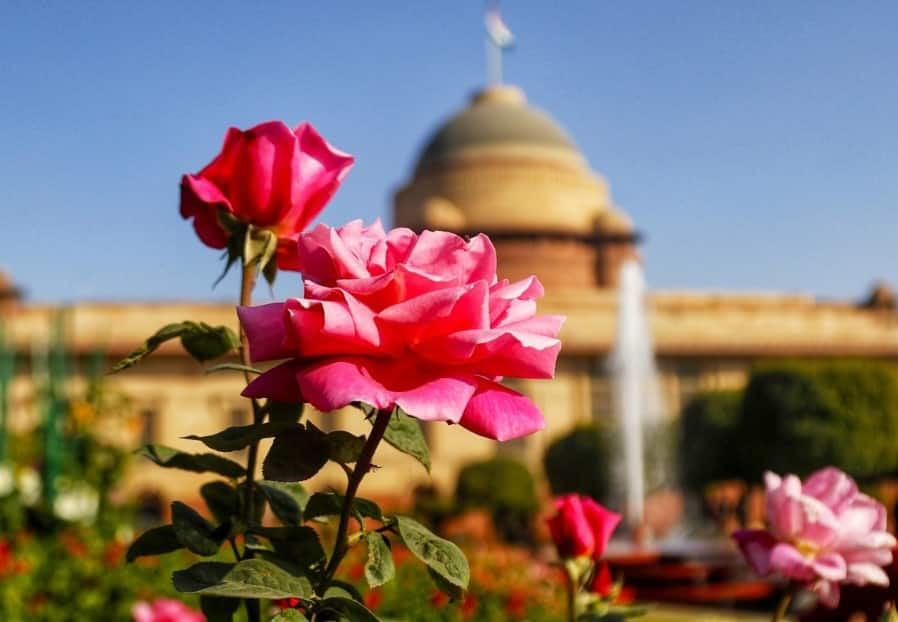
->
(238, 220, 564, 441)
(133, 599, 205, 622)
(180, 121, 354, 270)
(732, 468, 896, 607)
(547, 494, 621, 560)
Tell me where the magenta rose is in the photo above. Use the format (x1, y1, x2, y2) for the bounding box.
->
(733, 467, 896, 608)
(547, 494, 622, 560)
(132, 599, 205, 622)
(238, 219, 564, 440)
(180, 120, 354, 270)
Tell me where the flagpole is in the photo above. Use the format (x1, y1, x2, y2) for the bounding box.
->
(486, 37, 502, 85)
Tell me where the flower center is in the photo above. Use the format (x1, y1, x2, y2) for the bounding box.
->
(794, 539, 820, 558)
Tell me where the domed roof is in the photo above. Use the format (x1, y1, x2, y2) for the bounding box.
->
(416, 85, 578, 169)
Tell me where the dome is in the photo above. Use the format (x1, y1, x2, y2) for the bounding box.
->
(395, 85, 612, 236)
(416, 85, 578, 170)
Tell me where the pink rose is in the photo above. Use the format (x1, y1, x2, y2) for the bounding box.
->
(733, 467, 896, 608)
(180, 121, 353, 270)
(238, 220, 564, 440)
(132, 599, 205, 622)
(547, 494, 621, 560)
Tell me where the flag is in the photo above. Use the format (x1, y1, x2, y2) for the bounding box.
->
(485, 6, 515, 49)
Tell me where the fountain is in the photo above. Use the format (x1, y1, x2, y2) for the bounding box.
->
(608, 259, 669, 536)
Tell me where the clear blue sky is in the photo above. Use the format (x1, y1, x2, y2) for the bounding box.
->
(1, 1, 896, 304)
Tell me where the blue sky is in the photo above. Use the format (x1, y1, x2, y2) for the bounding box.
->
(1, 1, 896, 303)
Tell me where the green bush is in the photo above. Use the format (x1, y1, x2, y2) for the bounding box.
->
(543, 424, 611, 503)
(678, 390, 742, 492)
(735, 359, 898, 481)
(455, 456, 538, 543)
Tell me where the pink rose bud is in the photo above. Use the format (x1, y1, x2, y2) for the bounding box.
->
(180, 121, 353, 271)
(733, 467, 896, 608)
(547, 494, 621, 560)
(238, 220, 565, 441)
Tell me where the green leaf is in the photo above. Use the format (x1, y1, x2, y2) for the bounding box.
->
(427, 567, 465, 600)
(395, 516, 469, 592)
(257, 480, 308, 524)
(315, 597, 381, 622)
(267, 401, 304, 425)
(262, 423, 329, 481)
(201, 482, 239, 524)
(172, 501, 222, 556)
(185, 422, 287, 452)
(181, 323, 240, 362)
(205, 363, 262, 376)
(378, 407, 430, 472)
(252, 526, 325, 570)
(200, 596, 240, 622)
(304, 492, 384, 524)
(272, 610, 308, 622)
(137, 444, 245, 478)
(262, 254, 279, 287)
(126, 525, 182, 562)
(110, 321, 238, 373)
(173, 559, 313, 600)
(329, 580, 364, 603)
(244, 225, 278, 270)
(364, 532, 395, 587)
(328, 430, 367, 464)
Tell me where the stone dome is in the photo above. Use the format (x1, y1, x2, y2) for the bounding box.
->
(416, 85, 578, 170)
(394, 85, 613, 236)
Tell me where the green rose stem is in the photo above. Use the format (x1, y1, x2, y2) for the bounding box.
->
(564, 564, 577, 622)
(321, 407, 394, 590)
(771, 586, 795, 622)
(237, 258, 263, 622)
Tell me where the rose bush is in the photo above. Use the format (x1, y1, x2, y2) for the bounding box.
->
(239, 219, 564, 441)
(180, 120, 354, 271)
(733, 467, 895, 613)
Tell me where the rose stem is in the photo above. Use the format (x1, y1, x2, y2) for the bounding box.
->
(320, 408, 393, 590)
(771, 589, 794, 622)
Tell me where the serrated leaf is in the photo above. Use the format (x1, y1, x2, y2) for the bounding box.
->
(315, 597, 381, 622)
(181, 323, 240, 362)
(126, 525, 182, 562)
(200, 595, 240, 622)
(364, 532, 395, 587)
(252, 525, 326, 570)
(172, 501, 222, 556)
(185, 421, 288, 452)
(201, 481, 238, 524)
(304, 492, 384, 524)
(272, 610, 308, 622)
(137, 445, 245, 478)
(378, 407, 430, 472)
(257, 480, 308, 524)
(328, 430, 366, 463)
(395, 516, 469, 591)
(267, 401, 304, 425)
(173, 559, 313, 600)
(263, 424, 329, 481)
(110, 321, 237, 373)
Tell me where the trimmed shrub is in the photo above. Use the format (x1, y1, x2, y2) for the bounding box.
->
(735, 359, 898, 482)
(455, 456, 538, 543)
(543, 424, 611, 503)
(678, 390, 742, 493)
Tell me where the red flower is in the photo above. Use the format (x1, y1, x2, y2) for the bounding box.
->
(547, 494, 621, 560)
(274, 598, 301, 610)
(180, 121, 353, 270)
(505, 589, 527, 618)
(460, 594, 478, 619)
(363, 589, 383, 611)
(430, 590, 450, 607)
(590, 562, 613, 597)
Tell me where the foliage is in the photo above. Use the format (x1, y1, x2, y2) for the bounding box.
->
(734, 359, 898, 481)
(455, 456, 538, 544)
(543, 425, 612, 503)
(678, 390, 742, 492)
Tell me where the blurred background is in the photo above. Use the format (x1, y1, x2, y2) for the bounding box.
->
(1, 2, 897, 620)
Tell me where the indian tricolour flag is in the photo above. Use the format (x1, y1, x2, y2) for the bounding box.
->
(485, 5, 515, 49)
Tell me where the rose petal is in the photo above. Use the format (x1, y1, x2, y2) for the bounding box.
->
(241, 361, 303, 403)
(458, 378, 545, 441)
(803, 467, 858, 514)
(732, 529, 776, 576)
(768, 543, 816, 582)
